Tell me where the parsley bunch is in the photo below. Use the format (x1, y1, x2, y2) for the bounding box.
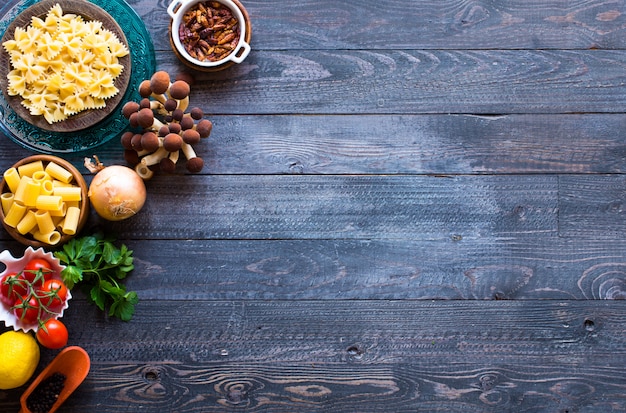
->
(54, 233, 138, 321)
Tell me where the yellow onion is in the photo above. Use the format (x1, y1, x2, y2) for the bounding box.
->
(88, 165, 146, 221)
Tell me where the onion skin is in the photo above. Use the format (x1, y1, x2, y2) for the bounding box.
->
(88, 165, 146, 221)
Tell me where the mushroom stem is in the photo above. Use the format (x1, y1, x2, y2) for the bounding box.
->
(181, 142, 197, 160)
(150, 117, 166, 132)
(135, 163, 154, 180)
(177, 96, 189, 112)
(150, 100, 169, 116)
(141, 147, 169, 166)
(169, 150, 180, 164)
(150, 92, 168, 105)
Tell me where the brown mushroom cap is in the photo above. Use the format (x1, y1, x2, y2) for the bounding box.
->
(180, 115, 195, 130)
(182, 129, 201, 145)
(141, 131, 160, 152)
(158, 125, 170, 137)
(122, 101, 140, 118)
(139, 98, 152, 109)
(128, 112, 139, 128)
(120, 131, 134, 150)
(172, 108, 184, 122)
(186, 157, 204, 173)
(131, 133, 144, 151)
(164, 99, 178, 112)
(137, 107, 155, 129)
(124, 149, 140, 166)
(138, 80, 152, 98)
(150, 71, 171, 95)
(168, 122, 182, 134)
(196, 119, 213, 138)
(159, 158, 177, 174)
(190, 107, 203, 120)
(163, 133, 183, 152)
(169, 80, 190, 100)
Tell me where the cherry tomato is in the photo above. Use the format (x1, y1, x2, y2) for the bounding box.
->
(22, 258, 55, 286)
(36, 319, 69, 349)
(0, 272, 28, 307)
(13, 294, 40, 325)
(38, 279, 69, 314)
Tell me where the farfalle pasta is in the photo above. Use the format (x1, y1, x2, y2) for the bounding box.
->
(2, 3, 129, 124)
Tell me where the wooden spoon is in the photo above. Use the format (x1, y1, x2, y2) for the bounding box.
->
(19, 346, 90, 413)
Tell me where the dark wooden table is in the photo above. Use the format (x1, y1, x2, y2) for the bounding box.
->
(1, 0, 626, 411)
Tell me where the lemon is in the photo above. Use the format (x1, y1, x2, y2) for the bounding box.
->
(0, 330, 40, 390)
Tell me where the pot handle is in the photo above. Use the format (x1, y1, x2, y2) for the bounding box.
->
(230, 41, 251, 64)
(167, 0, 183, 18)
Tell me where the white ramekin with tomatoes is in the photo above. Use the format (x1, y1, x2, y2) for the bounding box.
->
(0, 247, 71, 340)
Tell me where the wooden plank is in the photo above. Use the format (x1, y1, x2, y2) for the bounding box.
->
(2, 300, 624, 412)
(560, 174, 626, 240)
(118, 237, 626, 300)
(157, 49, 626, 115)
(36, 363, 626, 412)
(182, 113, 626, 175)
(130, 0, 626, 50)
(4, 113, 626, 175)
(96, 174, 557, 241)
(3, 234, 624, 302)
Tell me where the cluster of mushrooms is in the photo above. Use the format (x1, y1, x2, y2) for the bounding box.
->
(120, 71, 212, 179)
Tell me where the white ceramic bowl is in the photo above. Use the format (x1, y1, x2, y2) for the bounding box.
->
(168, 0, 251, 68)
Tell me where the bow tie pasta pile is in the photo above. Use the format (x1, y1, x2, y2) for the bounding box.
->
(2, 3, 129, 124)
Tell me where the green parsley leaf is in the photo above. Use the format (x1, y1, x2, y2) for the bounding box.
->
(55, 232, 137, 321)
(61, 265, 82, 290)
(90, 284, 107, 311)
(110, 291, 138, 321)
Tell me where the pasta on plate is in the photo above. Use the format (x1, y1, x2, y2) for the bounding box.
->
(2, 3, 129, 124)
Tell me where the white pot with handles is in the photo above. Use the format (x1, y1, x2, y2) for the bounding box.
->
(168, 0, 251, 68)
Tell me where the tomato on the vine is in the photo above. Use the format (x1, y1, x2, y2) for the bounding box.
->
(38, 279, 68, 313)
(36, 318, 68, 349)
(0, 273, 28, 307)
(22, 258, 55, 286)
(13, 294, 41, 325)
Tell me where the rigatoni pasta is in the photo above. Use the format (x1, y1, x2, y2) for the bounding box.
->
(3, 168, 20, 193)
(32, 230, 61, 245)
(17, 160, 44, 177)
(32, 170, 51, 184)
(53, 186, 82, 202)
(1, 193, 14, 215)
(4, 202, 26, 227)
(35, 195, 63, 211)
(16, 210, 37, 235)
(35, 210, 56, 235)
(39, 179, 54, 196)
(21, 180, 41, 207)
(62, 206, 81, 235)
(45, 161, 74, 184)
(2, 159, 83, 245)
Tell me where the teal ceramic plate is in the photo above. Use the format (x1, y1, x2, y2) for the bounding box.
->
(0, 0, 156, 153)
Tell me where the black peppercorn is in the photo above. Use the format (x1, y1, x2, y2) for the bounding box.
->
(26, 372, 66, 413)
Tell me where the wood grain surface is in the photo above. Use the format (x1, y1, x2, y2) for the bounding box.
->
(2, 300, 625, 412)
(0, 0, 625, 412)
(150, 50, 626, 115)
